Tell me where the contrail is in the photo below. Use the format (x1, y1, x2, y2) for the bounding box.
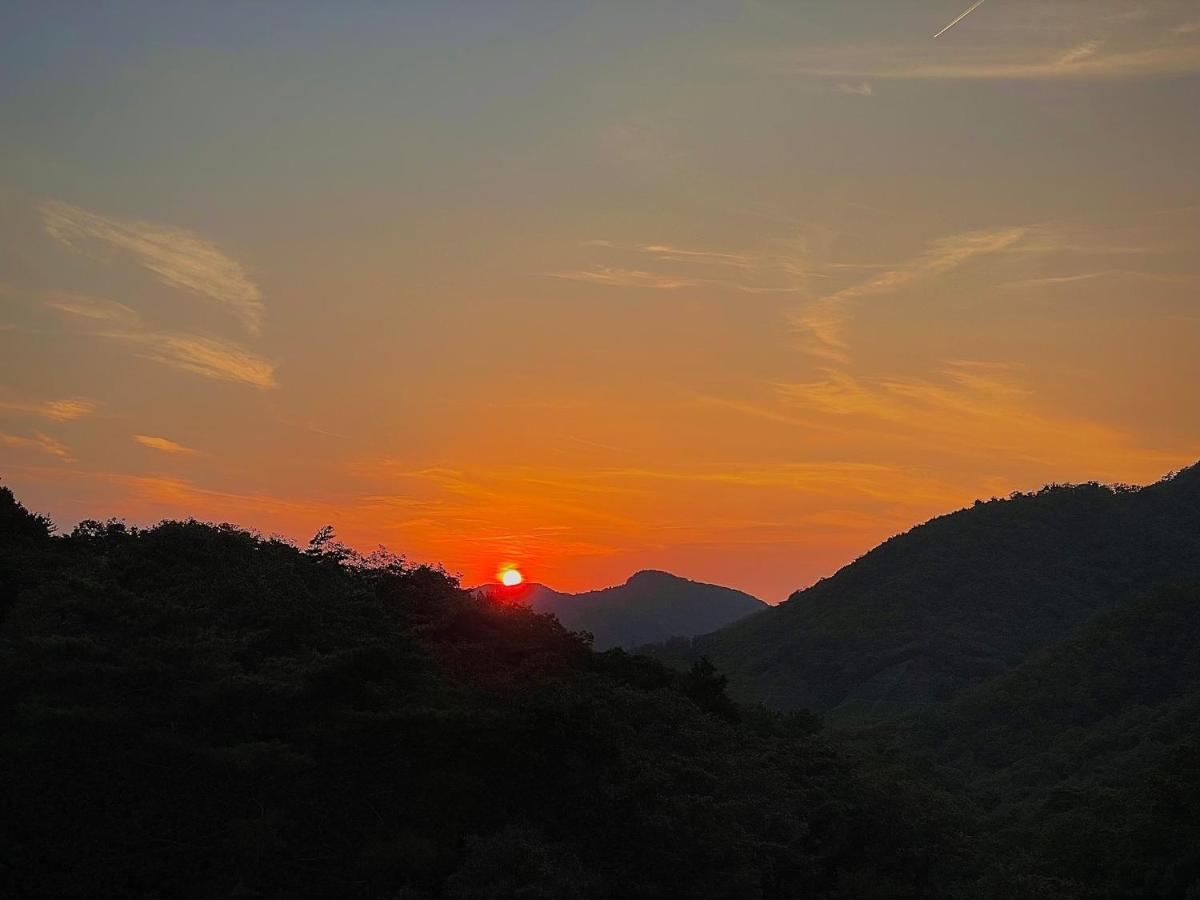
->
(934, 0, 989, 38)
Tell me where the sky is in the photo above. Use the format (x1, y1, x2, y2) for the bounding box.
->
(2, 0, 1199, 601)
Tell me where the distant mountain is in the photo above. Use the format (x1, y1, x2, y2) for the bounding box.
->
(653, 463, 1200, 722)
(479, 570, 766, 650)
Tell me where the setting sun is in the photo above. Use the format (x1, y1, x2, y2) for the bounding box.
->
(4, 3, 1199, 893)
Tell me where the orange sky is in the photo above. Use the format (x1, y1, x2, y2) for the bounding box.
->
(2, 2, 1199, 600)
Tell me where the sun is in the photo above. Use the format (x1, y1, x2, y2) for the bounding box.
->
(499, 567, 524, 587)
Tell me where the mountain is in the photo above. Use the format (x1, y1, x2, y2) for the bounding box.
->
(653, 463, 1200, 722)
(874, 583, 1200, 894)
(0, 487, 946, 897)
(479, 570, 766, 650)
(4, 480, 1197, 896)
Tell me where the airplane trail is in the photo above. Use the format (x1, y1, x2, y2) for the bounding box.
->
(934, 0, 989, 38)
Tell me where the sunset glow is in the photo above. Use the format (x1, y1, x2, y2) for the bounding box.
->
(1, 3, 1198, 602)
(3, 6, 1196, 894)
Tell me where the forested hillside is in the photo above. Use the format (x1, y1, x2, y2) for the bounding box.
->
(0, 487, 946, 899)
(860, 583, 1200, 896)
(5, 477, 1198, 897)
(659, 464, 1200, 721)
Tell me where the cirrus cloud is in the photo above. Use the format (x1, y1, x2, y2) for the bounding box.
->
(45, 292, 277, 389)
(39, 200, 265, 333)
(0, 430, 73, 462)
(791, 226, 1026, 362)
(0, 393, 97, 422)
(133, 434, 198, 455)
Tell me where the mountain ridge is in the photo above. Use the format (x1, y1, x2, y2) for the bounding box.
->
(477, 569, 766, 650)
(650, 462, 1200, 721)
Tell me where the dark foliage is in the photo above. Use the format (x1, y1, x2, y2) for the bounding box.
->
(654, 464, 1200, 722)
(6, 468, 1198, 897)
(0, 489, 952, 898)
(875, 584, 1200, 897)
(0, 485, 54, 617)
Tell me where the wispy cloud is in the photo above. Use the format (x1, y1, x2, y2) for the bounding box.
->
(39, 200, 265, 333)
(133, 434, 198, 455)
(789, 301, 854, 365)
(545, 267, 703, 291)
(999, 268, 1185, 289)
(45, 292, 277, 388)
(639, 244, 757, 268)
(558, 231, 833, 297)
(645, 240, 827, 293)
(354, 456, 965, 541)
(776, 362, 1176, 473)
(112, 332, 276, 388)
(820, 228, 1027, 305)
(0, 431, 73, 461)
(21, 469, 332, 526)
(42, 292, 141, 327)
(791, 227, 1025, 362)
(1057, 39, 1107, 66)
(0, 393, 97, 422)
(44, 399, 95, 421)
(835, 81, 874, 96)
(1007, 222, 1173, 257)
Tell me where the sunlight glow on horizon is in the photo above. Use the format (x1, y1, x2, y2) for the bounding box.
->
(1, 2, 1198, 601)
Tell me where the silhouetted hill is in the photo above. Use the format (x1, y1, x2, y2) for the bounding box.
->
(478, 570, 765, 650)
(872, 583, 1200, 894)
(6, 482, 1199, 896)
(656, 464, 1200, 721)
(0, 488, 946, 898)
